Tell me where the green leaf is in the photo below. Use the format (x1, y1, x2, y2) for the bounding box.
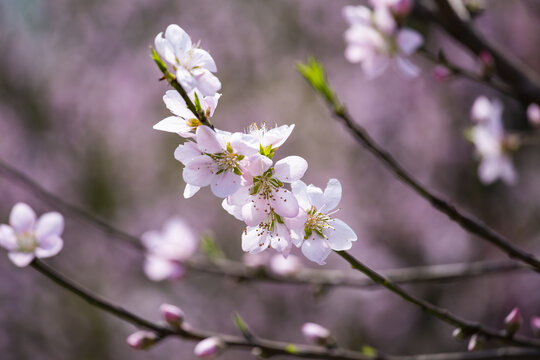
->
(233, 312, 255, 341)
(193, 91, 203, 113)
(284, 344, 298, 354)
(200, 234, 225, 261)
(297, 57, 341, 110)
(361, 345, 377, 356)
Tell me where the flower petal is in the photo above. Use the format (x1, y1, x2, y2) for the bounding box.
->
(210, 171, 241, 198)
(164, 24, 192, 58)
(0, 225, 17, 251)
(323, 179, 342, 212)
(183, 155, 215, 186)
(8, 252, 35, 267)
(283, 210, 307, 247)
(154, 32, 176, 65)
(396, 56, 420, 78)
(144, 256, 184, 281)
(196, 126, 222, 153)
(9, 203, 36, 234)
(274, 156, 308, 183)
(184, 184, 201, 199)
(397, 29, 423, 55)
(35, 236, 64, 258)
(242, 226, 270, 254)
(242, 196, 270, 227)
(190, 48, 217, 72)
(261, 124, 295, 148)
(35, 212, 64, 242)
(174, 142, 201, 165)
(270, 223, 292, 255)
(270, 188, 299, 218)
(306, 184, 325, 209)
(222, 198, 243, 221)
(324, 218, 357, 251)
(291, 180, 311, 211)
(163, 90, 193, 118)
(153, 116, 193, 137)
(193, 69, 222, 97)
(301, 237, 331, 265)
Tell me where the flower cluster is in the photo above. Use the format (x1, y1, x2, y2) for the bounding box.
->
(468, 96, 517, 185)
(153, 25, 357, 265)
(342, 0, 423, 78)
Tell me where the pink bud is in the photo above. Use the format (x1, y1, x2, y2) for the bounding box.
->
(126, 330, 157, 350)
(391, 0, 413, 17)
(479, 51, 494, 68)
(302, 322, 331, 345)
(270, 254, 302, 276)
(527, 104, 540, 126)
(467, 334, 483, 351)
(194, 337, 225, 358)
(433, 65, 452, 82)
(160, 303, 185, 327)
(504, 308, 522, 334)
(531, 316, 540, 337)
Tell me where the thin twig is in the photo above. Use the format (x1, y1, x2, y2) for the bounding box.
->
(336, 250, 540, 348)
(0, 160, 529, 288)
(30, 259, 540, 360)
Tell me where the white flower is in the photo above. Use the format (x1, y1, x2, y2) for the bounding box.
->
(153, 89, 221, 138)
(289, 179, 357, 265)
(343, 5, 423, 78)
(0, 203, 64, 267)
(141, 218, 198, 281)
(469, 96, 517, 185)
(174, 126, 258, 198)
(527, 103, 540, 127)
(242, 124, 295, 157)
(154, 24, 221, 96)
(242, 214, 296, 256)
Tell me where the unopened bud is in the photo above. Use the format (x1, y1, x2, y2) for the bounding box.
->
(478, 51, 494, 75)
(467, 334, 484, 352)
(530, 316, 540, 337)
(126, 330, 157, 350)
(504, 308, 522, 335)
(391, 0, 413, 17)
(194, 337, 225, 358)
(527, 104, 540, 127)
(270, 254, 302, 276)
(160, 303, 185, 327)
(433, 66, 452, 82)
(452, 328, 465, 341)
(302, 322, 334, 347)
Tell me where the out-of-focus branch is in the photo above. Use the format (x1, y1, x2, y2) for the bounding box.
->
(30, 259, 540, 360)
(337, 251, 540, 348)
(0, 159, 528, 288)
(297, 58, 540, 272)
(417, 1, 540, 112)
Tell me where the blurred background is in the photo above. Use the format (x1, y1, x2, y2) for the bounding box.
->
(1, 0, 540, 359)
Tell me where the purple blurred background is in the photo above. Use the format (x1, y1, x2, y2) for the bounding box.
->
(1, 0, 540, 359)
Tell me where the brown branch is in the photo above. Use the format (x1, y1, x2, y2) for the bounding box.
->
(30, 259, 540, 360)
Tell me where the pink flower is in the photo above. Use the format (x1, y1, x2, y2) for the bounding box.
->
(160, 303, 185, 327)
(0, 203, 64, 267)
(302, 322, 333, 346)
(194, 337, 224, 358)
(527, 103, 540, 127)
(504, 308, 522, 334)
(126, 330, 157, 350)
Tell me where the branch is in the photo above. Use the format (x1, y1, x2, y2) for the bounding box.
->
(29, 259, 540, 360)
(0, 159, 528, 288)
(297, 58, 540, 272)
(336, 251, 540, 348)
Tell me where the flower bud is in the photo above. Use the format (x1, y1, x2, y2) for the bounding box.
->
(194, 337, 225, 358)
(391, 0, 413, 17)
(467, 334, 484, 352)
(527, 104, 540, 127)
(530, 316, 540, 337)
(126, 330, 157, 350)
(302, 322, 333, 346)
(433, 66, 452, 82)
(452, 328, 465, 341)
(160, 303, 185, 327)
(478, 51, 494, 75)
(504, 307, 522, 335)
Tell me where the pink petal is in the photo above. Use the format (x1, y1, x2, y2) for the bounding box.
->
(8, 252, 35, 267)
(274, 156, 308, 183)
(35, 212, 64, 242)
(9, 203, 36, 234)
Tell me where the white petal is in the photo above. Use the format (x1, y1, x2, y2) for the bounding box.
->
(270, 223, 291, 255)
(323, 179, 341, 212)
(342, 5, 371, 26)
(270, 188, 299, 218)
(193, 69, 222, 97)
(227, 186, 252, 206)
(190, 48, 217, 72)
(35, 212, 64, 242)
(499, 155, 517, 185)
(291, 180, 311, 211)
(363, 54, 390, 79)
(183, 156, 215, 186)
(274, 156, 308, 183)
(242, 196, 270, 227)
(8, 252, 35, 267)
(144, 256, 184, 281)
(242, 226, 270, 254)
(140, 230, 161, 251)
(163, 218, 198, 260)
(478, 156, 502, 185)
(153, 116, 193, 137)
(471, 96, 492, 123)
(396, 56, 420, 77)
(374, 6, 396, 34)
(261, 124, 295, 148)
(306, 184, 325, 209)
(203, 92, 221, 117)
(35, 236, 63, 258)
(222, 198, 244, 221)
(210, 171, 241, 198)
(164, 24, 192, 58)
(184, 184, 201, 198)
(163, 91, 194, 118)
(324, 218, 357, 251)
(9, 203, 36, 234)
(176, 67, 197, 93)
(397, 29, 423, 55)
(345, 45, 368, 64)
(0, 225, 17, 251)
(174, 142, 201, 165)
(284, 211, 307, 247)
(241, 154, 273, 178)
(154, 32, 176, 65)
(196, 126, 222, 153)
(301, 237, 332, 265)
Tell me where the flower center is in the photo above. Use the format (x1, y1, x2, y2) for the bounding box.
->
(250, 168, 283, 198)
(16, 231, 38, 252)
(207, 142, 244, 175)
(304, 206, 334, 239)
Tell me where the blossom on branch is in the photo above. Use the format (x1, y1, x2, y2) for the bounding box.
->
(140, 218, 198, 281)
(0, 203, 64, 267)
(289, 179, 357, 265)
(342, 4, 423, 78)
(468, 96, 517, 185)
(154, 24, 221, 96)
(153, 89, 221, 138)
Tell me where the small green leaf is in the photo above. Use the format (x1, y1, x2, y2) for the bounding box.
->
(284, 344, 298, 354)
(200, 234, 225, 261)
(193, 92, 203, 113)
(361, 345, 377, 356)
(297, 57, 341, 110)
(233, 312, 255, 341)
